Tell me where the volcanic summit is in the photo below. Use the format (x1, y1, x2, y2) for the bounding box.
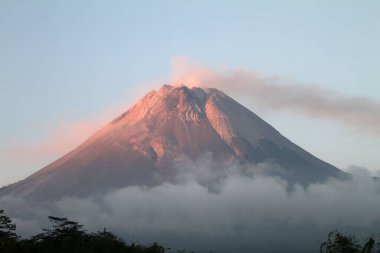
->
(0, 85, 344, 200)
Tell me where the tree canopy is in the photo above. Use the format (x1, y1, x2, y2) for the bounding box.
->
(320, 230, 380, 253)
(1, 209, 380, 253)
(0, 210, 166, 253)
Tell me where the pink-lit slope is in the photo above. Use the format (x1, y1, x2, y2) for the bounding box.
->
(0, 85, 343, 200)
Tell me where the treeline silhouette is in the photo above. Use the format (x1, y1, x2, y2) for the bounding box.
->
(1, 210, 167, 253)
(2, 209, 380, 253)
(320, 230, 380, 253)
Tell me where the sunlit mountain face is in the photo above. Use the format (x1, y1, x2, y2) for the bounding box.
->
(0, 85, 345, 201)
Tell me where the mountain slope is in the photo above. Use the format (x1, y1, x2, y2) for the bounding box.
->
(0, 85, 344, 200)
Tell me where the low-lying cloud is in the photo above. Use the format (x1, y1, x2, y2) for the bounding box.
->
(1, 157, 380, 253)
(171, 57, 380, 136)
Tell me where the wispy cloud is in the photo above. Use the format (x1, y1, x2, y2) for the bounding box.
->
(171, 56, 380, 136)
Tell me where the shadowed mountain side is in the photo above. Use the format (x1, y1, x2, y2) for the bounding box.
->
(0, 85, 345, 201)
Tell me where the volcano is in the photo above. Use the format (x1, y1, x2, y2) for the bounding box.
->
(0, 85, 344, 201)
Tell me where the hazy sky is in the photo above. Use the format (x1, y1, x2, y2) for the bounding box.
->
(1, 0, 380, 186)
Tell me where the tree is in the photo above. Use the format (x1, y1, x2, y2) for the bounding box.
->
(0, 210, 17, 237)
(0, 210, 19, 253)
(146, 242, 165, 253)
(320, 230, 361, 253)
(30, 216, 88, 253)
(0, 211, 171, 253)
(320, 230, 380, 253)
(362, 237, 376, 253)
(89, 228, 126, 253)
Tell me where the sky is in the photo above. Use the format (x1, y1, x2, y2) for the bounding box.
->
(1, 0, 380, 187)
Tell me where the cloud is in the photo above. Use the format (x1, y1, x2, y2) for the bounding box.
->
(346, 165, 380, 178)
(2, 157, 380, 253)
(170, 57, 380, 136)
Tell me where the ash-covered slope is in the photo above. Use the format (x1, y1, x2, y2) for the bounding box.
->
(0, 85, 344, 200)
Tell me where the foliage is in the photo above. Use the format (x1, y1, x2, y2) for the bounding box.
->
(320, 230, 380, 253)
(0, 210, 167, 253)
(3, 209, 380, 253)
(0, 209, 20, 253)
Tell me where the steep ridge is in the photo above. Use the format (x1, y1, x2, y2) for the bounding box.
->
(0, 85, 344, 201)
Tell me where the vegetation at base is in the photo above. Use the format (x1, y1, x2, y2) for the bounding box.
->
(3, 209, 380, 253)
(320, 230, 380, 253)
(1, 209, 165, 253)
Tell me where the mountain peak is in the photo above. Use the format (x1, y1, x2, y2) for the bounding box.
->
(113, 84, 225, 126)
(0, 84, 344, 201)
(154, 84, 224, 99)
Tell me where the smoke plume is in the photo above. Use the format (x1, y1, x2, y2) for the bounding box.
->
(171, 57, 380, 136)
